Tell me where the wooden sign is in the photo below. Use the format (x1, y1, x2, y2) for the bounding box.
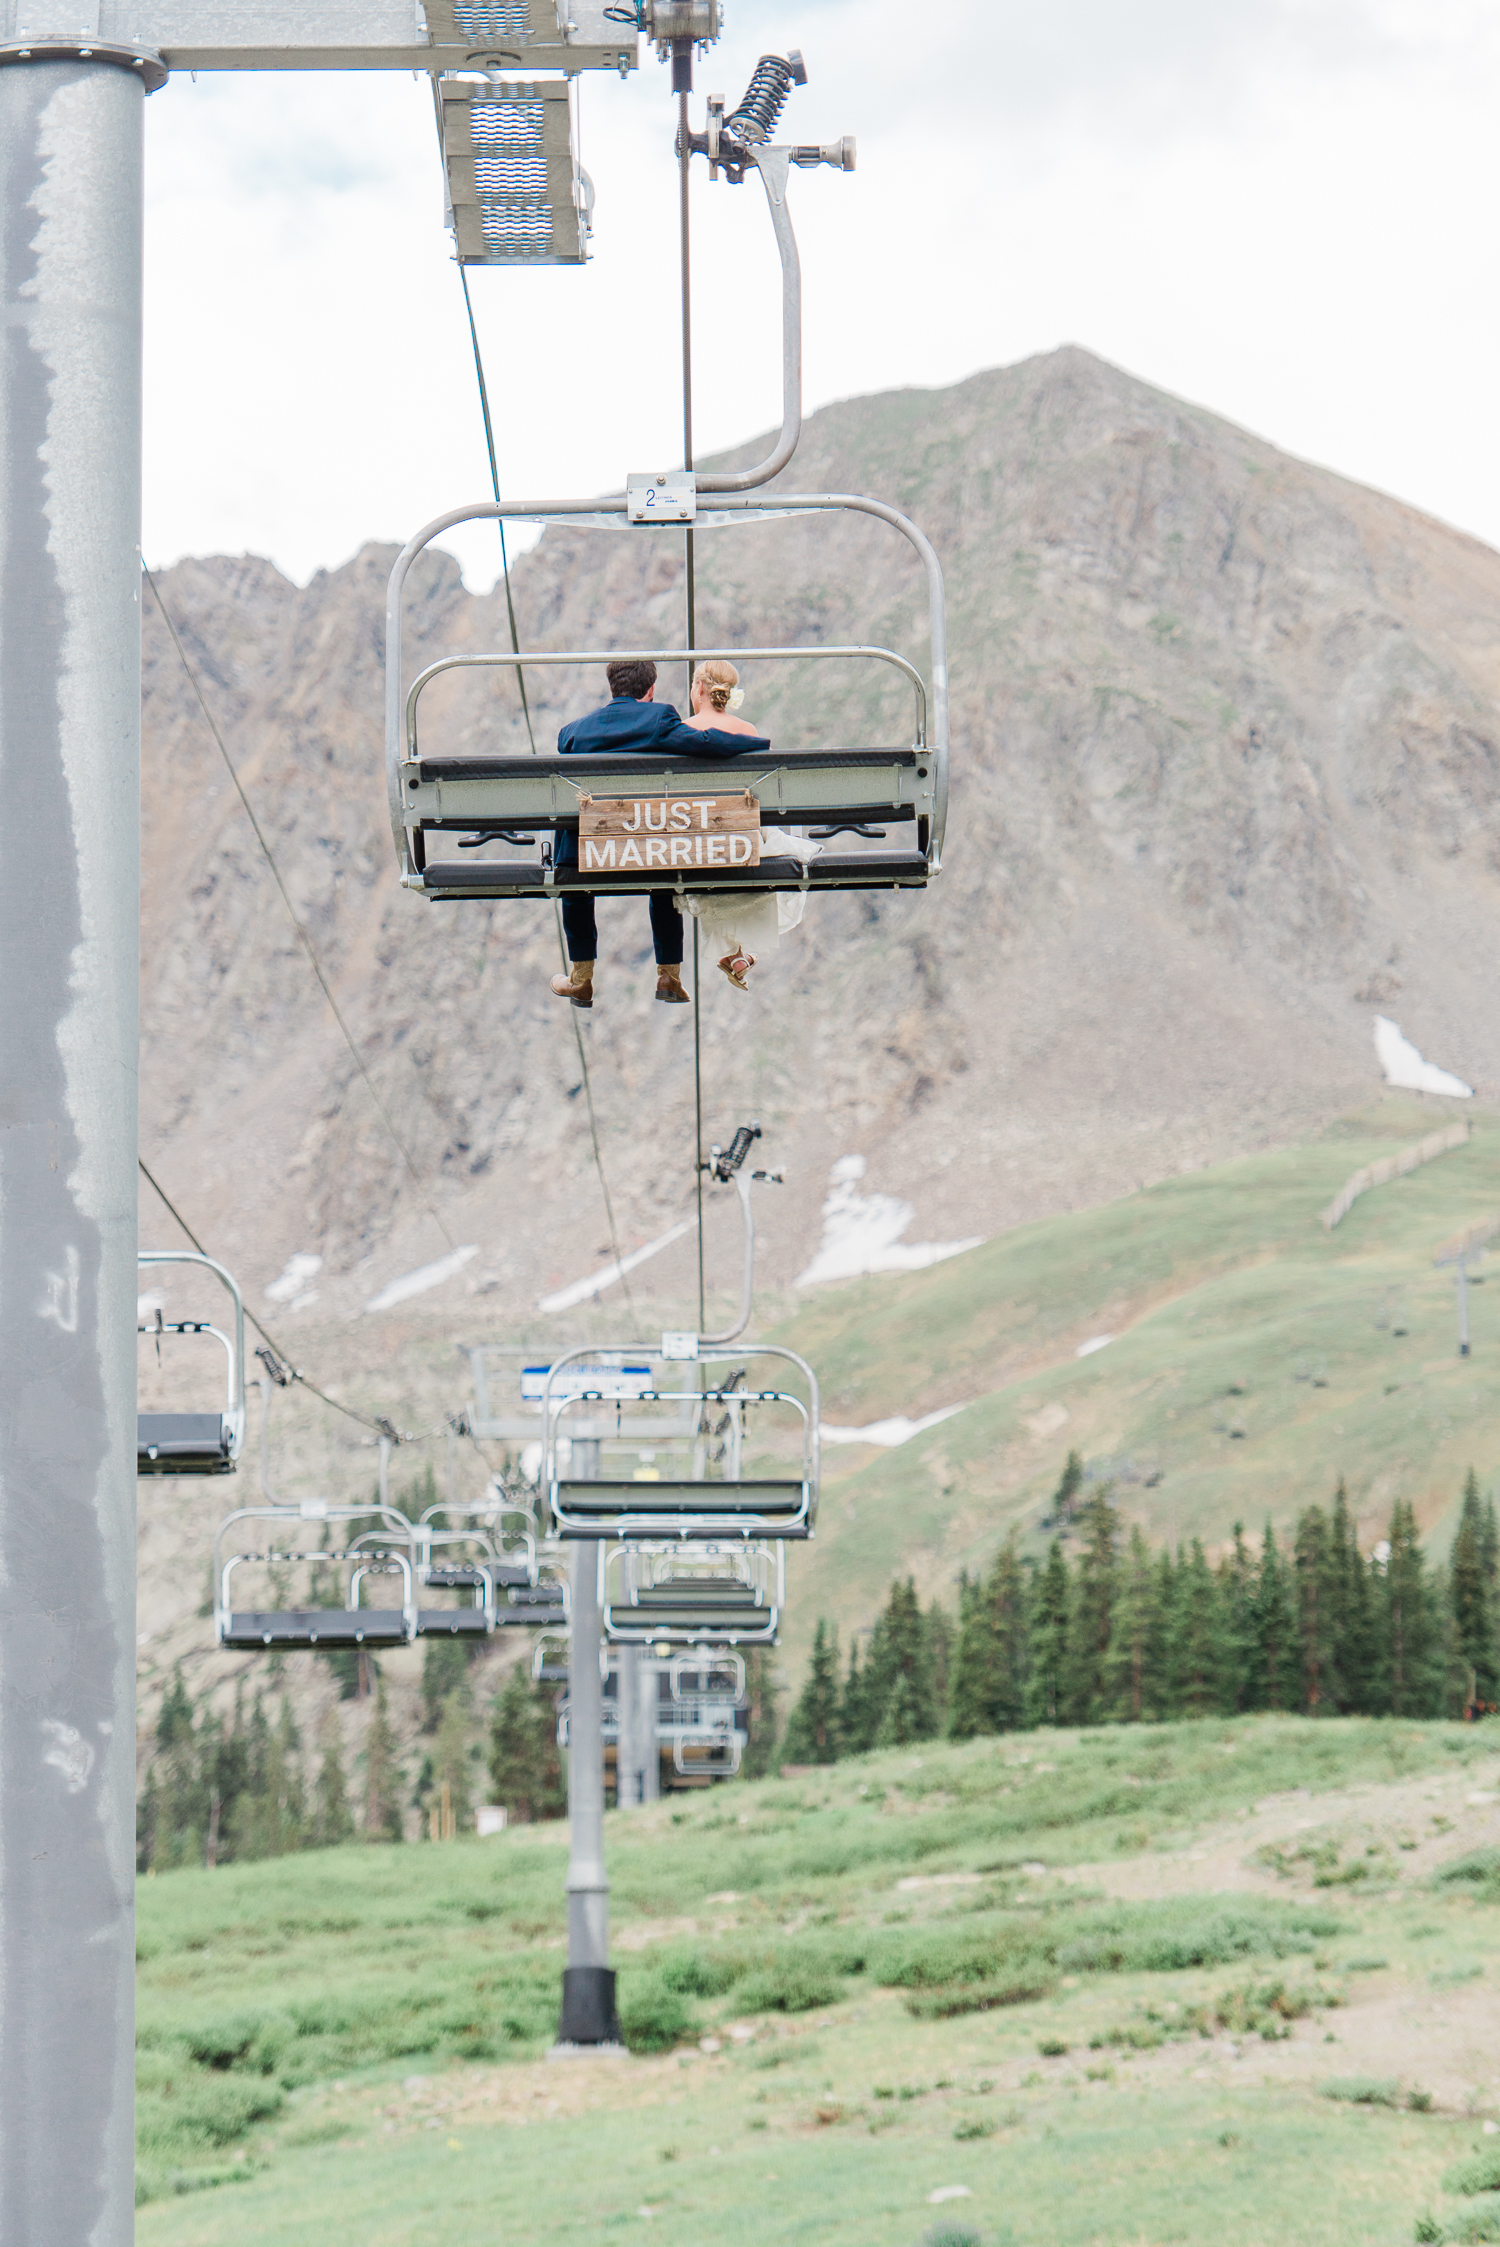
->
(576, 791, 761, 874)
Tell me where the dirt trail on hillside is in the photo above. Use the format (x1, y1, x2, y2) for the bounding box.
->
(1034, 1757, 1500, 2114)
(1051, 1757, 1500, 1898)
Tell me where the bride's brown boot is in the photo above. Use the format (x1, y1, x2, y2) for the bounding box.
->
(655, 964, 691, 1005)
(551, 960, 594, 1008)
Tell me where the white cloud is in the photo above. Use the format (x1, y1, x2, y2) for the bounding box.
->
(1373, 1016, 1473, 1099)
(141, 1, 1500, 587)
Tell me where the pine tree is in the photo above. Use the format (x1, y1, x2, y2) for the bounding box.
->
(229, 1694, 305, 1860)
(1050, 1450, 1085, 1526)
(1328, 1480, 1378, 1713)
(1064, 1490, 1119, 1724)
(362, 1677, 405, 1841)
(1026, 1540, 1071, 1726)
(199, 1697, 249, 1868)
(840, 1639, 875, 1755)
(1382, 1499, 1441, 1718)
(1251, 1523, 1297, 1711)
(784, 1620, 841, 1762)
(740, 1650, 781, 1779)
(948, 1575, 999, 1740)
(863, 1580, 939, 1740)
(1152, 1548, 1179, 1718)
(488, 1668, 565, 1822)
(137, 1765, 161, 1874)
(310, 1707, 355, 1849)
(431, 1695, 473, 1834)
(926, 1600, 954, 1720)
(1172, 1540, 1222, 1717)
(149, 1665, 205, 1869)
(1450, 1469, 1498, 1708)
(1216, 1525, 1256, 1714)
(420, 1637, 475, 1733)
(874, 1672, 921, 1747)
(1106, 1524, 1160, 1723)
(1294, 1505, 1338, 1715)
(990, 1534, 1031, 1732)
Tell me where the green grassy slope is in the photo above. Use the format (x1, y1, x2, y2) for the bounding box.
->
(135, 1715, 1500, 2246)
(770, 1097, 1500, 1658)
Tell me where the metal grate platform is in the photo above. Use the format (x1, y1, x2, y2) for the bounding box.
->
(439, 76, 589, 266)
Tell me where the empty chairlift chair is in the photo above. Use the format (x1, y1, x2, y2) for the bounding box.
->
(604, 1541, 782, 1645)
(543, 1342, 819, 1540)
(214, 1500, 419, 1649)
(665, 1653, 748, 1779)
(137, 1251, 247, 1475)
(413, 1493, 570, 1633)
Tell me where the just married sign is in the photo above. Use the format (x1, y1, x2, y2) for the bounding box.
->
(576, 790, 762, 873)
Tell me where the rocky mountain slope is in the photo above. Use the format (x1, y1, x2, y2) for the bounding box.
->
(135, 344, 1500, 1747)
(140, 345, 1500, 1340)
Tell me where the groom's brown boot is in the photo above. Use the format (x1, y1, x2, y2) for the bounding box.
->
(551, 960, 594, 1008)
(655, 964, 690, 1005)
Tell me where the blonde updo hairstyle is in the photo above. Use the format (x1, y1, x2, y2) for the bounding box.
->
(693, 658, 741, 714)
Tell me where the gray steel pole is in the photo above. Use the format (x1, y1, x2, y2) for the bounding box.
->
(0, 54, 142, 2247)
(557, 1441, 617, 2044)
(616, 1640, 642, 1809)
(640, 1655, 661, 1804)
(1459, 1254, 1471, 1357)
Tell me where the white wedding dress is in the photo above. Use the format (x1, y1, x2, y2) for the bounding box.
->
(682, 831, 819, 964)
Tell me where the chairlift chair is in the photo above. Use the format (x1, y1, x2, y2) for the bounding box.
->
(542, 1341, 818, 1540)
(213, 1501, 419, 1649)
(137, 1251, 247, 1474)
(384, 116, 948, 908)
(604, 1540, 781, 1644)
(661, 1650, 749, 1778)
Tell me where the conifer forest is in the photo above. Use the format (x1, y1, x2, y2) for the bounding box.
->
(782, 1467, 1500, 1766)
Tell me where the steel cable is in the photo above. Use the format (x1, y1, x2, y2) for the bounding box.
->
(141, 563, 461, 1261)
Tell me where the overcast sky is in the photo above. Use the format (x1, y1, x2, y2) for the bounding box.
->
(142, 0, 1500, 590)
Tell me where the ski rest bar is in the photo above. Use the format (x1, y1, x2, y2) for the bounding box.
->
(494, 1589, 569, 1627)
(415, 1608, 492, 1638)
(419, 847, 928, 901)
(221, 1609, 409, 1650)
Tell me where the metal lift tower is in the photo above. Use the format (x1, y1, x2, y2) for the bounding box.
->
(0, 3, 638, 2235)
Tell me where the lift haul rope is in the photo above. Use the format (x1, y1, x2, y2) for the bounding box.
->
(450, 235, 640, 1324)
(137, 1155, 408, 1442)
(141, 562, 462, 1263)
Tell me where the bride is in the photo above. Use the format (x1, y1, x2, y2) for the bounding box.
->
(682, 660, 816, 990)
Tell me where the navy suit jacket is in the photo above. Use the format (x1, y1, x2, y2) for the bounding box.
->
(554, 694, 770, 870)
